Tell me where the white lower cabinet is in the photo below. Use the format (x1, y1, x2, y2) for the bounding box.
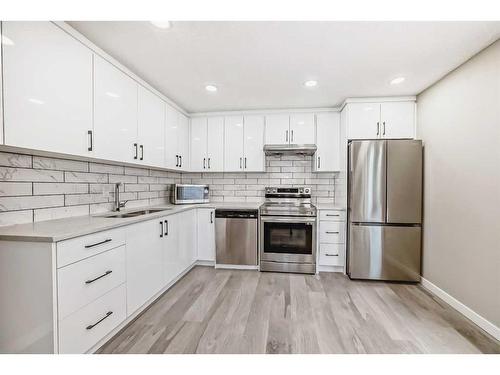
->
(197, 208, 215, 262)
(178, 210, 198, 270)
(125, 218, 165, 314)
(317, 209, 346, 269)
(58, 284, 127, 354)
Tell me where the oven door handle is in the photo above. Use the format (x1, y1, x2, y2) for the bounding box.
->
(259, 216, 317, 224)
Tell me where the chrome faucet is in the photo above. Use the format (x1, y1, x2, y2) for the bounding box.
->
(113, 183, 128, 212)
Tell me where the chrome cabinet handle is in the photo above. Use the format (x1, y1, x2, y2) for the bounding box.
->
(326, 231, 340, 234)
(376, 122, 380, 136)
(164, 220, 168, 236)
(383, 121, 386, 136)
(86, 311, 113, 330)
(325, 254, 339, 257)
(140, 145, 144, 160)
(87, 130, 93, 152)
(85, 270, 112, 284)
(133, 143, 138, 159)
(208, 157, 211, 169)
(84, 239, 112, 249)
(179, 155, 182, 168)
(160, 221, 164, 238)
(239, 157, 242, 169)
(203, 158, 206, 169)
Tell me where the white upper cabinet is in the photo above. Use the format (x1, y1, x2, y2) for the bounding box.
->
(177, 113, 190, 170)
(2, 22, 93, 156)
(137, 86, 165, 168)
(380, 102, 415, 139)
(165, 103, 180, 169)
(290, 113, 315, 144)
(206, 117, 225, 172)
(190, 116, 224, 172)
(345, 100, 416, 140)
(94, 55, 138, 163)
(190, 117, 208, 172)
(265, 114, 290, 145)
(346, 102, 380, 139)
(314, 113, 340, 172)
(224, 115, 245, 171)
(243, 115, 265, 172)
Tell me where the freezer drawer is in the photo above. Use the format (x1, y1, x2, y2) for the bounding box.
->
(348, 224, 421, 281)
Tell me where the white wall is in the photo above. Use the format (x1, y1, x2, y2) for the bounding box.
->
(417, 40, 500, 328)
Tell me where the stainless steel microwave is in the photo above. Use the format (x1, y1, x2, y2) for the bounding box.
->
(171, 184, 210, 204)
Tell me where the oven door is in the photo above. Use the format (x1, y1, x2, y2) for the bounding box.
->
(260, 216, 316, 264)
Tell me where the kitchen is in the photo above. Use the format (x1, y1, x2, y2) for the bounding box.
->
(0, 11, 499, 366)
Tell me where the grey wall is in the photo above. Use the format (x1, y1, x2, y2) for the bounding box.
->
(417, 40, 500, 327)
(0, 152, 341, 226)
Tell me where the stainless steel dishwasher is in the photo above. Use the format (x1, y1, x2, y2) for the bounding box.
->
(215, 209, 258, 266)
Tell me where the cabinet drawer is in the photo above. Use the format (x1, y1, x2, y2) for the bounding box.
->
(58, 283, 126, 354)
(319, 221, 345, 244)
(319, 244, 344, 266)
(57, 246, 126, 320)
(319, 210, 345, 221)
(57, 228, 125, 268)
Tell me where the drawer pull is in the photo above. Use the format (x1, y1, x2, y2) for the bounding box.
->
(85, 270, 112, 284)
(325, 231, 339, 234)
(86, 311, 113, 330)
(84, 238, 112, 249)
(326, 214, 340, 217)
(325, 254, 339, 257)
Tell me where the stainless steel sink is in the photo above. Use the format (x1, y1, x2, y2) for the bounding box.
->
(104, 208, 171, 218)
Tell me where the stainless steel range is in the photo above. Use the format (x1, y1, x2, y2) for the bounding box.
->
(259, 187, 317, 274)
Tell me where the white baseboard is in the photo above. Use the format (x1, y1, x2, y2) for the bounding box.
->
(215, 264, 259, 270)
(196, 260, 215, 267)
(420, 277, 500, 342)
(317, 265, 345, 274)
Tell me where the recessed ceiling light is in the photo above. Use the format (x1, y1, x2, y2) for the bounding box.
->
(205, 85, 218, 92)
(304, 80, 318, 88)
(390, 76, 406, 85)
(150, 21, 171, 29)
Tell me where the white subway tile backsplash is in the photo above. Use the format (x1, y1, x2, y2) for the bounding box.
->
(0, 167, 64, 182)
(89, 163, 124, 174)
(33, 156, 88, 172)
(0, 195, 64, 211)
(108, 174, 138, 184)
(34, 204, 89, 222)
(0, 182, 32, 196)
(65, 171, 107, 183)
(0, 152, 32, 168)
(124, 166, 150, 176)
(0, 210, 33, 226)
(33, 183, 88, 195)
(65, 194, 108, 206)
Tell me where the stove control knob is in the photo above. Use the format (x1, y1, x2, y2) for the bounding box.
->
(304, 188, 310, 194)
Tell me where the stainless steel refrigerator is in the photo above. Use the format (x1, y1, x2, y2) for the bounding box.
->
(347, 139, 422, 282)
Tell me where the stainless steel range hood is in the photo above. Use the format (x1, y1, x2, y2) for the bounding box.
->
(263, 144, 317, 156)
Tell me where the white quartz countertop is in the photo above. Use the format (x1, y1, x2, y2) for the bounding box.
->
(0, 202, 261, 243)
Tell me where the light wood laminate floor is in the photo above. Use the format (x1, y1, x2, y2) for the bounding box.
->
(98, 266, 500, 354)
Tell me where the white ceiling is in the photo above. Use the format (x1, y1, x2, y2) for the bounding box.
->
(69, 21, 500, 113)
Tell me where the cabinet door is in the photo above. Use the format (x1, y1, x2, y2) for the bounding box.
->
(380, 102, 415, 139)
(94, 56, 138, 163)
(265, 114, 290, 144)
(163, 215, 180, 285)
(137, 86, 165, 167)
(290, 113, 315, 144)
(197, 209, 215, 262)
(207, 117, 225, 172)
(126, 219, 164, 314)
(315, 113, 340, 172)
(178, 210, 197, 270)
(2, 22, 93, 156)
(224, 115, 245, 172)
(165, 103, 179, 169)
(190, 117, 208, 172)
(244, 115, 265, 172)
(177, 113, 190, 170)
(346, 103, 380, 140)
